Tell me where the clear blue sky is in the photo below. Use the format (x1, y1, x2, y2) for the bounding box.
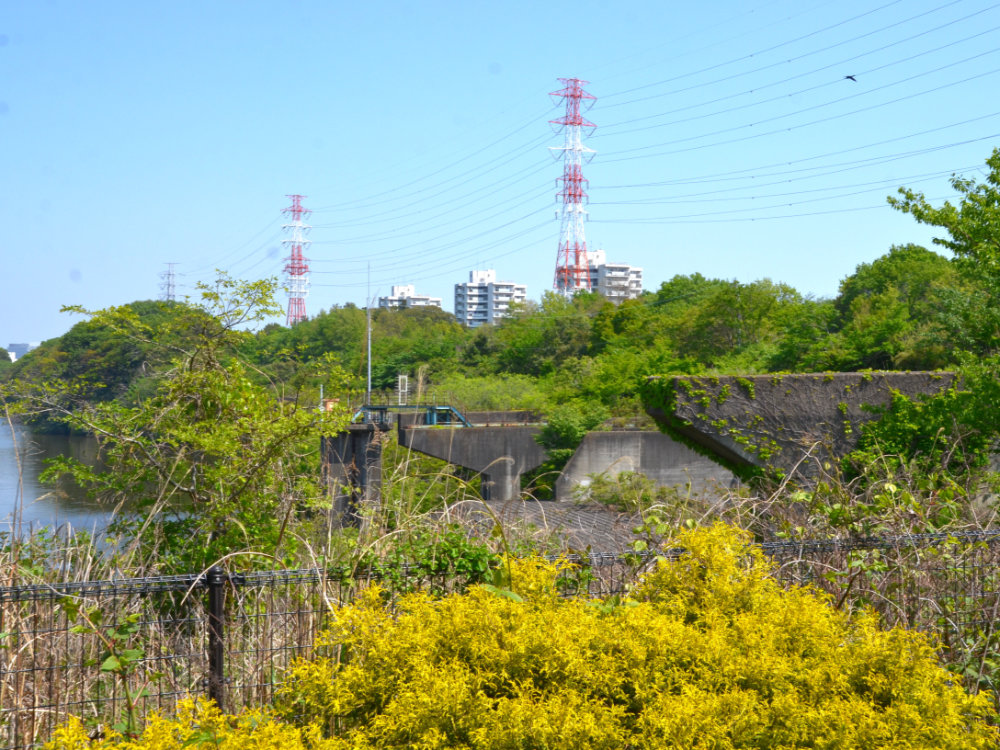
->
(3, 0, 999, 345)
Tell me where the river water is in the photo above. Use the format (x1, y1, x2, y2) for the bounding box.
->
(0, 423, 113, 535)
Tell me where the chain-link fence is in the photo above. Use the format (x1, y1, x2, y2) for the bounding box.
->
(3, 531, 1000, 749)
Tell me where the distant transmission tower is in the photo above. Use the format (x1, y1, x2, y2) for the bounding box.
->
(159, 263, 177, 302)
(282, 194, 312, 326)
(549, 78, 596, 296)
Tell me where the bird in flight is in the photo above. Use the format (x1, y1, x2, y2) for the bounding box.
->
(844, 75, 857, 82)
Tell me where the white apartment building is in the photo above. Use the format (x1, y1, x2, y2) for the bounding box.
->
(586, 249, 643, 304)
(377, 285, 442, 310)
(454, 270, 527, 328)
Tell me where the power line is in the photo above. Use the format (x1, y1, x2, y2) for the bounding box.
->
(600, 0, 912, 103)
(598, 127, 1000, 189)
(592, 190, 960, 224)
(599, 63, 1000, 163)
(592, 164, 980, 206)
(596, 15, 1000, 137)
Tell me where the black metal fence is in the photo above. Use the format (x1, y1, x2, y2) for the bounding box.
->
(3, 531, 1000, 749)
(761, 530, 1000, 683)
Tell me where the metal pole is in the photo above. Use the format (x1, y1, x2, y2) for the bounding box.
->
(207, 566, 226, 711)
(366, 263, 372, 405)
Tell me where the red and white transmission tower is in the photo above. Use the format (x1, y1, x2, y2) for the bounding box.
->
(549, 77, 596, 296)
(282, 194, 312, 326)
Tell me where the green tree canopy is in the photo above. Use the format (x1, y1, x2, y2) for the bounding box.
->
(678, 279, 801, 366)
(488, 292, 603, 377)
(3, 300, 187, 415)
(828, 244, 958, 369)
(889, 148, 1000, 354)
(6, 276, 350, 572)
(835, 243, 955, 318)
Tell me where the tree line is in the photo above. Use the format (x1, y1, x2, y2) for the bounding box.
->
(10, 150, 1000, 429)
(3, 148, 1000, 570)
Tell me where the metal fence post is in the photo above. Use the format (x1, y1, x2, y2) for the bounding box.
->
(207, 566, 226, 712)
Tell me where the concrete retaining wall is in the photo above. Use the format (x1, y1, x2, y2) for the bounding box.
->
(555, 431, 738, 501)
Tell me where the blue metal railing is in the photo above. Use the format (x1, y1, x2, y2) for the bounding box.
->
(351, 404, 473, 428)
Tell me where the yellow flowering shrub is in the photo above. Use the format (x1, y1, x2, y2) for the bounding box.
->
(41, 526, 999, 750)
(44, 698, 344, 750)
(278, 524, 999, 749)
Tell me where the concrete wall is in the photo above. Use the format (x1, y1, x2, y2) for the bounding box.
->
(555, 431, 738, 501)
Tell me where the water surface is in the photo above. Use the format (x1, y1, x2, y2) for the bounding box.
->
(0, 423, 113, 535)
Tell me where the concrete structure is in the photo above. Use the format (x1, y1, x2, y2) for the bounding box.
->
(587, 249, 642, 303)
(319, 371, 967, 538)
(321, 424, 385, 525)
(377, 284, 442, 310)
(397, 411, 546, 501)
(454, 270, 526, 328)
(643, 372, 956, 479)
(555, 431, 737, 500)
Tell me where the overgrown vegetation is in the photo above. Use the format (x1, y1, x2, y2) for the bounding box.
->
(7, 147, 1000, 747)
(2, 276, 356, 573)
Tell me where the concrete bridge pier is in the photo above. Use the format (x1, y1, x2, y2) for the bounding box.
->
(479, 456, 519, 503)
(321, 424, 384, 525)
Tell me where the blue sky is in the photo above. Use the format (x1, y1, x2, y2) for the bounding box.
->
(3, 0, 999, 345)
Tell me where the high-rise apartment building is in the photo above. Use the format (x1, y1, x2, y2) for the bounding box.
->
(377, 285, 442, 310)
(587, 249, 643, 303)
(6, 342, 39, 362)
(454, 270, 527, 328)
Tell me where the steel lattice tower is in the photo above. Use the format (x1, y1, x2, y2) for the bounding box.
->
(159, 262, 177, 302)
(282, 194, 312, 326)
(549, 78, 596, 296)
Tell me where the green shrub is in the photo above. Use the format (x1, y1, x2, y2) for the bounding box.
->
(845, 356, 1000, 482)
